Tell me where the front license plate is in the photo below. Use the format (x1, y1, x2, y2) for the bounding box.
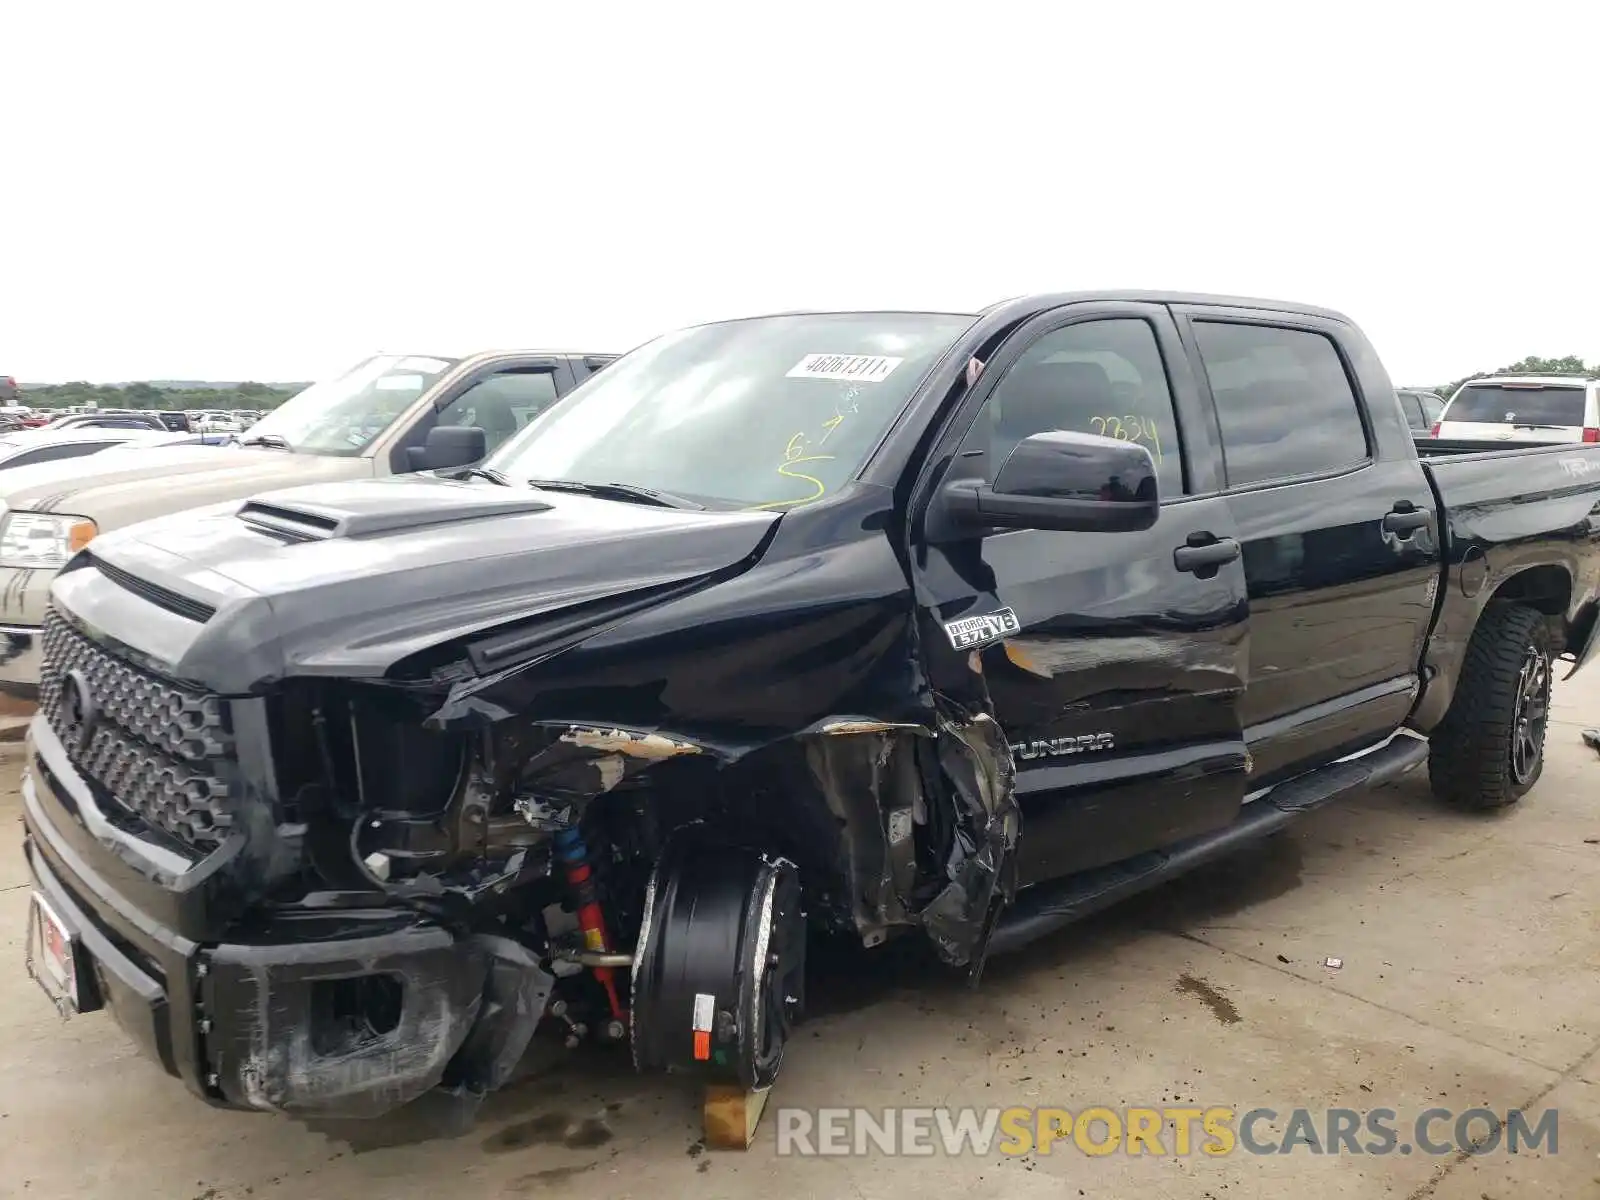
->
(25, 891, 79, 1015)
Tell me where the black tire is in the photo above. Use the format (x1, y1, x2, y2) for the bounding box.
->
(1428, 603, 1553, 811)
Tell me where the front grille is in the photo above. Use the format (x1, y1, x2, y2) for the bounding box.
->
(40, 608, 235, 848)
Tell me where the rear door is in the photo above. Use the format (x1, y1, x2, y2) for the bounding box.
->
(1175, 308, 1442, 784)
(1438, 380, 1590, 443)
(912, 302, 1251, 885)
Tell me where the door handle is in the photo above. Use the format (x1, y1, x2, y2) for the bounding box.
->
(1173, 534, 1241, 574)
(1383, 508, 1430, 536)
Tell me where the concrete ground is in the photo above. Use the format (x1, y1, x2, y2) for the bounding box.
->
(3, 674, 1600, 1200)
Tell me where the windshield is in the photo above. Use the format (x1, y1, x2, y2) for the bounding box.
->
(243, 354, 458, 455)
(1446, 383, 1588, 427)
(486, 312, 974, 508)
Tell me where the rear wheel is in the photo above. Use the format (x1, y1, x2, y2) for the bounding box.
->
(1428, 604, 1552, 811)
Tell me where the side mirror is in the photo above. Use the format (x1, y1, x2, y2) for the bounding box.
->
(412, 424, 487, 472)
(943, 430, 1160, 534)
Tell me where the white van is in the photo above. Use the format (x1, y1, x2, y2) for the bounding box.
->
(1434, 374, 1599, 443)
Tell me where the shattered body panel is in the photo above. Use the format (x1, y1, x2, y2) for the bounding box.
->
(23, 470, 1027, 1117)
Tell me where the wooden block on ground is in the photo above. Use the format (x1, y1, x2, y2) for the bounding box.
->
(703, 1083, 772, 1150)
(0, 693, 36, 720)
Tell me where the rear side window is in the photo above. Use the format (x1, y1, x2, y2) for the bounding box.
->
(1397, 392, 1426, 430)
(1193, 321, 1370, 487)
(1444, 383, 1586, 428)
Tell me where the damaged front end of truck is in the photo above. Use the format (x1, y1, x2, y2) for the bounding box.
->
(22, 479, 1020, 1122)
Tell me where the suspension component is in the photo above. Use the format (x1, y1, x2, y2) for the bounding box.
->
(554, 827, 626, 1020)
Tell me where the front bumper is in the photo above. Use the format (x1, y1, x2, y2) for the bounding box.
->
(21, 717, 543, 1118)
(0, 622, 42, 698)
(0, 563, 58, 697)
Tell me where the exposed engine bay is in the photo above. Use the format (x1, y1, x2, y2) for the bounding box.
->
(204, 673, 1017, 1119)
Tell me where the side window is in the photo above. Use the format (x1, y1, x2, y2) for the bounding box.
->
(1192, 321, 1369, 487)
(436, 370, 560, 455)
(971, 318, 1185, 497)
(1419, 393, 1444, 425)
(1397, 393, 1425, 430)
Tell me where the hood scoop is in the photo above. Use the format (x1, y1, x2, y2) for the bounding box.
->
(237, 483, 555, 542)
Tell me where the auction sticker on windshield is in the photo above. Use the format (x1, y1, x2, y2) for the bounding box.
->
(786, 354, 904, 383)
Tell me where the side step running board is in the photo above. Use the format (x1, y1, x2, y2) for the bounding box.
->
(987, 734, 1429, 958)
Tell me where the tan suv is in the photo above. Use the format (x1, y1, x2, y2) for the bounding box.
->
(0, 349, 614, 698)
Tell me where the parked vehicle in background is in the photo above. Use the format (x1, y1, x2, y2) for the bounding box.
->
(1397, 388, 1445, 436)
(19, 293, 1600, 1122)
(44, 412, 169, 432)
(0, 348, 615, 697)
(0, 425, 177, 472)
(0, 377, 19, 404)
(1433, 374, 1599, 443)
(100, 430, 237, 450)
(154, 411, 194, 433)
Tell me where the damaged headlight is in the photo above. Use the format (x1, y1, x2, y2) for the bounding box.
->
(0, 511, 97, 569)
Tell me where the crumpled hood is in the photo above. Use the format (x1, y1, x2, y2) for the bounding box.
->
(57, 474, 781, 693)
(0, 445, 372, 530)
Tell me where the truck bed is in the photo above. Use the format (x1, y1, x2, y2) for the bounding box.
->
(1418, 438, 1600, 508)
(1410, 437, 1600, 730)
(1415, 434, 1600, 458)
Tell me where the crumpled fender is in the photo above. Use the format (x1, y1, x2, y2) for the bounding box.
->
(427, 699, 1019, 970)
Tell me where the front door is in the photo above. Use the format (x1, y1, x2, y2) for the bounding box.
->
(913, 303, 1251, 886)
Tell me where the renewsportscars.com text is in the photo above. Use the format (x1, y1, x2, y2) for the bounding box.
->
(774, 1106, 1559, 1158)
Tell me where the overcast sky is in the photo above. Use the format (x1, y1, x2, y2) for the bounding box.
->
(5, 3, 1595, 387)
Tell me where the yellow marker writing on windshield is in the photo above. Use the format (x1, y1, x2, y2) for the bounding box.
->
(753, 410, 849, 509)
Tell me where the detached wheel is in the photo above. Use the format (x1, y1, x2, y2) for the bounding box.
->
(631, 833, 805, 1091)
(1428, 604, 1553, 811)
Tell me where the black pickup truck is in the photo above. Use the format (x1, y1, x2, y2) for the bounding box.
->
(20, 293, 1600, 1122)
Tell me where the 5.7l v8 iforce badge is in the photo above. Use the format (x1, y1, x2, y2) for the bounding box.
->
(943, 607, 1021, 651)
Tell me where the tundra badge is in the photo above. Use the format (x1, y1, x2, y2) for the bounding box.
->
(1013, 733, 1116, 760)
(943, 607, 1021, 650)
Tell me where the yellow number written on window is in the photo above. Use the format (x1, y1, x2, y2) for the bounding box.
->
(1089, 414, 1163, 464)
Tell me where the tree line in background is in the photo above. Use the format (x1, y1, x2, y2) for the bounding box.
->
(20, 380, 307, 412)
(1418, 355, 1597, 398)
